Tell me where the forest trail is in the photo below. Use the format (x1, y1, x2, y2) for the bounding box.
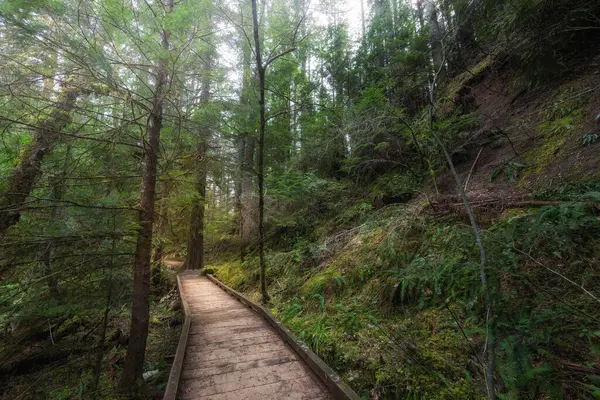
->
(173, 271, 332, 400)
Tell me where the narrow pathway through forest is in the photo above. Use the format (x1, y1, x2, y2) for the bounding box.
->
(175, 271, 331, 400)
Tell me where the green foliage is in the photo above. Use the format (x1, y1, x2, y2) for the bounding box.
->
(3, 0, 600, 397)
(267, 171, 330, 203)
(496, 335, 558, 400)
(490, 161, 526, 183)
(583, 132, 600, 147)
(522, 87, 587, 174)
(535, 180, 600, 201)
(214, 183, 600, 399)
(215, 259, 253, 291)
(476, 0, 600, 84)
(493, 202, 600, 259)
(537, 87, 586, 139)
(370, 172, 421, 204)
(380, 222, 483, 309)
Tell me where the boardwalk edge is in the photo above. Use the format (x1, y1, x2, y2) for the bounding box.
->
(206, 274, 361, 400)
(163, 273, 193, 400)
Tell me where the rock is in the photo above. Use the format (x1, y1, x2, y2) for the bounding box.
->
(143, 369, 160, 381)
(169, 317, 182, 328)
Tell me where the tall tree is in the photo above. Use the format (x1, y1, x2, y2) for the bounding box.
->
(185, 1, 215, 271)
(118, 0, 174, 393)
(250, 0, 300, 303)
(425, 0, 446, 83)
(237, 1, 259, 255)
(251, 0, 271, 304)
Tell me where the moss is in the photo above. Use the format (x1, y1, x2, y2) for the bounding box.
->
(300, 267, 345, 297)
(445, 55, 494, 100)
(438, 55, 494, 116)
(213, 259, 249, 290)
(56, 315, 82, 336)
(524, 133, 567, 175)
(521, 85, 587, 179)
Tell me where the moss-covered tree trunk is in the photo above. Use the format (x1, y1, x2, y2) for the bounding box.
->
(0, 86, 78, 235)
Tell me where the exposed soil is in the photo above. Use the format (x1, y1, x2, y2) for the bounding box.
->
(436, 54, 600, 199)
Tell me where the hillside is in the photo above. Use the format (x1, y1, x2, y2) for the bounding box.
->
(211, 55, 600, 399)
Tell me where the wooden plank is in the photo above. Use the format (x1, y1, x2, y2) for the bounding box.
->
(189, 308, 254, 321)
(188, 315, 261, 327)
(183, 340, 288, 363)
(185, 330, 278, 347)
(181, 353, 297, 379)
(188, 321, 269, 336)
(182, 377, 330, 400)
(179, 361, 311, 397)
(163, 273, 193, 400)
(186, 328, 275, 342)
(206, 275, 360, 400)
(186, 335, 281, 353)
(183, 348, 294, 371)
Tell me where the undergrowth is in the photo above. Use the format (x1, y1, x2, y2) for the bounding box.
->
(0, 264, 181, 400)
(213, 182, 600, 399)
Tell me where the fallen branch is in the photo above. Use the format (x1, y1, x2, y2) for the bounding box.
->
(463, 147, 483, 192)
(561, 360, 600, 374)
(431, 199, 600, 217)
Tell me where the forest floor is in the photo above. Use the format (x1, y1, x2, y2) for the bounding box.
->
(0, 264, 182, 400)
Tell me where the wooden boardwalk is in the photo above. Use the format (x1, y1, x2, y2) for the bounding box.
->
(174, 271, 333, 400)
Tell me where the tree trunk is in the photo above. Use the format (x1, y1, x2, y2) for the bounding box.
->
(233, 134, 244, 234)
(251, 0, 270, 304)
(155, 180, 172, 238)
(41, 241, 60, 299)
(92, 281, 112, 399)
(454, 0, 476, 65)
(185, 142, 207, 270)
(184, 29, 213, 269)
(40, 145, 71, 299)
(360, 0, 366, 38)
(425, 1, 445, 83)
(184, 35, 212, 270)
(118, 0, 173, 394)
(240, 136, 257, 250)
(0, 86, 78, 235)
(238, 18, 257, 253)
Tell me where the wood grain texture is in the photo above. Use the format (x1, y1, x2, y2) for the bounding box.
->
(174, 272, 330, 400)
